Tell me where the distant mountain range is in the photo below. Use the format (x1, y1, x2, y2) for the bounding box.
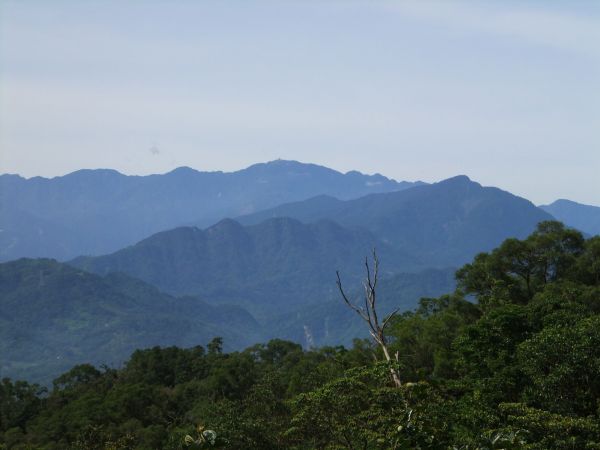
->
(0, 160, 421, 261)
(239, 175, 554, 267)
(69, 176, 553, 320)
(540, 199, 600, 236)
(3, 160, 598, 384)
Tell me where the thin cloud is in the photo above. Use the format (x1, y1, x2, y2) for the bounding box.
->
(387, 1, 600, 59)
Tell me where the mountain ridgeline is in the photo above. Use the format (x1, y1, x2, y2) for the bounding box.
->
(239, 175, 554, 267)
(69, 176, 553, 324)
(0, 160, 421, 261)
(70, 217, 420, 319)
(540, 199, 600, 236)
(3, 163, 593, 388)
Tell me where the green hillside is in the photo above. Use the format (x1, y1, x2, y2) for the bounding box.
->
(70, 218, 420, 319)
(2, 222, 599, 449)
(1, 258, 455, 384)
(0, 259, 262, 384)
(269, 267, 457, 347)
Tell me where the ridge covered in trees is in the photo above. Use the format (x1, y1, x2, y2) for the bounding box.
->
(1, 221, 599, 449)
(0, 258, 455, 384)
(238, 175, 553, 267)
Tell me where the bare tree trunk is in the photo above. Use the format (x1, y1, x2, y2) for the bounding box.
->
(378, 333, 402, 387)
(336, 250, 402, 387)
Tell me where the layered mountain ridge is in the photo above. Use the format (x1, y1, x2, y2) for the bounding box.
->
(70, 216, 420, 318)
(0, 160, 421, 261)
(4, 162, 594, 385)
(239, 175, 554, 266)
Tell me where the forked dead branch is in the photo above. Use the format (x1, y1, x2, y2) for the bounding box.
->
(336, 250, 402, 387)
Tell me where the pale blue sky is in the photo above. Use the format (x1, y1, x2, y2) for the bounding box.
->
(1, 1, 599, 205)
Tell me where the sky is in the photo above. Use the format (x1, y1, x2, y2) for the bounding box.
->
(1, 0, 599, 205)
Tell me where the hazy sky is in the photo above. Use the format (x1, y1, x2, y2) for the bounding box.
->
(1, 1, 599, 205)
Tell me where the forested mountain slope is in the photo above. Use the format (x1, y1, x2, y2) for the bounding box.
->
(0, 258, 262, 384)
(239, 175, 554, 267)
(70, 217, 420, 319)
(1, 258, 455, 383)
(270, 267, 457, 347)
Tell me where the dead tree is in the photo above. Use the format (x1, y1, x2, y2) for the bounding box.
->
(336, 250, 402, 387)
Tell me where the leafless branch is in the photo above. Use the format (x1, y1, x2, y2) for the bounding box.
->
(336, 271, 370, 322)
(336, 250, 402, 387)
(382, 307, 401, 332)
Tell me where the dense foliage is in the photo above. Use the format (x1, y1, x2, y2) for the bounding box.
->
(1, 221, 599, 449)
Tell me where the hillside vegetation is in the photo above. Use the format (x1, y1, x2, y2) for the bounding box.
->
(0, 260, 454, 384)
(2, 221, 599, 449)
(0, 259, 262, 384)
(70, 217, 419, 319)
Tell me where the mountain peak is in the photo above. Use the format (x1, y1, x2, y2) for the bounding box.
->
(206, 218, 245, 232)
(440, 175, 472, 184)
(539, 199, 600, 236)
(166, 166, 199, 175)
(244, 159, 338, 174)
(265, 159, 302, 166)
(545, 199, 586, 208)
(65, 168, 123, 179)
(434, 175, 483, 190)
